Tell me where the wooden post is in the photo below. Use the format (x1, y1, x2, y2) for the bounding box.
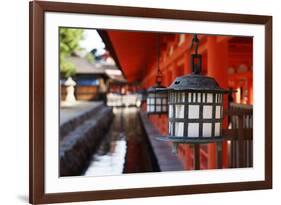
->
(216, 142, 223, 169)
(185, 145, 193, 170)
(194, 144, 200, 170)
(238, 114, 245, 167)
(208, 143, 217, 169)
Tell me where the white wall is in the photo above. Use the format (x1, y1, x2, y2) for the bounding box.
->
(0, 0, 279, 204)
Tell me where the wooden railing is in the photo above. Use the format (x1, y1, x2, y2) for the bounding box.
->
(223, 103, 253, 168)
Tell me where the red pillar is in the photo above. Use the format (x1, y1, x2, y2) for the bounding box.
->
(184, 51, 191, 74)
(206, 36, 229, 169)
(184, 145, 193, 169)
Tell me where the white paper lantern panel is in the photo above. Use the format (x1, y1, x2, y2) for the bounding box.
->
(216, 106, 222, 119)
(175, 122, 184, 137)
(188, 123, 199, 137)
(169, 122, 173, 135)
(169, 105, 173, 118)
(156, 105, 161, 112)
(215, 123, 221, 136)
(207, 93, 213, 103)
(188, 105, 200, 119)
(175, 105, 184, 118)
(203, 123, 212, 137)
(197, 92, 201, 102)
(203, 105, 213, 119)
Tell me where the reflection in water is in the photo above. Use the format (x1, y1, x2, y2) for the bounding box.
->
(84, 107, 158, 177)
(84, 138, 127, 176)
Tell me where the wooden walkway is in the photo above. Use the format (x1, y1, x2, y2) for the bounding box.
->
(139, 112, 184, 172)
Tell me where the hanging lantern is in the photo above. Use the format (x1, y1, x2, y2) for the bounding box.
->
(158, 34, 231, 148)
(147, 82, 168, 114)
(146, 34, 168, 115)
(167, 74, 227, 142)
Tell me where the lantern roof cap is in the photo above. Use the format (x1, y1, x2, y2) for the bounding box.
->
(147, 83, 166, 93)
(159, 74, 230, 93)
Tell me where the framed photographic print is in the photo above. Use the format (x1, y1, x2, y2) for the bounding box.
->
(29, 1, 272, 204)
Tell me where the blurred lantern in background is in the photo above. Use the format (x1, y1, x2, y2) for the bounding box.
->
(146, 34, 168, 115)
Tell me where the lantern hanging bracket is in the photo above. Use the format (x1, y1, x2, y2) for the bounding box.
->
(156, 33, 162, 86)
(190, 34, 202, 75)
(190, 34, 199, 55)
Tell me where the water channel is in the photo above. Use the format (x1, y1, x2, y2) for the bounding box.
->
(83, 107, 159, 177)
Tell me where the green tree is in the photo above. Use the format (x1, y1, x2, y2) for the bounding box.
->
(59, 28, 84, 78)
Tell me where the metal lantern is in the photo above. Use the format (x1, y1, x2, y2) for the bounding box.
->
(147, 83, 168, 114)
(146, 34, 168, 115)
(167, 74, 227, 143)
(158, 34, 230, 147)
